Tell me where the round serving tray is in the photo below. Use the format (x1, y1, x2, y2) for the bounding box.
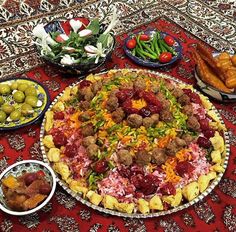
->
(40, 69, 230, 218)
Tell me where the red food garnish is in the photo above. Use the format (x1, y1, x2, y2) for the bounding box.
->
(197, 136, 211, 148)
(119, 166, 132, 178)
(159, 52, 172, 63)
(175, 161, 194, 177)
(139, 34, 150, 41)
(64, 144, 77, 157)
(54, 111, 64, 120)
(79, 80, 92, 89)
(74, 17, 90, 29)
(93, 159, 109, 173)
(122, 99, 139, 114)
(183, 89, 201, 104)
(139, 107, 151, 117)
(39, 183, 51, 195)
(36, 170, 45, 177)
(160, 182, 176, 195)
(52, 130, 67, 147)
(147, 104, 161, 114)
(126, 38, 137, 49)
(141, 91, 162, 108)
(199, 118, 209, 131)
(24, 173, 38, 186)
(203, 129, 215, 138)
(164, 35, 175, 46)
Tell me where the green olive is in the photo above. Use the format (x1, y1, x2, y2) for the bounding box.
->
(13, 91, 25, 103)
(10, 110, 21, 121)
(25, 86, 37, 96)
(0, 110, 6, 123)
(18, 83, 29, 92)
(0, 84, 11, 95)
(2, 104, 15, 114)
(10, 82, 18, 91)
(21, 103, 33, 116)
(0, 96, 4, 105)
(25, 96, 38, 107)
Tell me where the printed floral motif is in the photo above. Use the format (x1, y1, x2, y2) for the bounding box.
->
(29, 141, 43, 160)
(181, 213, 195, 227)
(50, 216, 80, 232)
(0, 219, 13, 232)
(219, 178, 236, 198)
(19, 212, 40, 229)
(223, 205, 236, 232)
(7, 134, 25, 151)
(55, 189, 77, 209)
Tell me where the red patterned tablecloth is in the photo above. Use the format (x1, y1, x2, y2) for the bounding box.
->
(0, 18, 236, 232)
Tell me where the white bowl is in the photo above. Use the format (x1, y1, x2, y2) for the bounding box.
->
(0, 160, 56, 216)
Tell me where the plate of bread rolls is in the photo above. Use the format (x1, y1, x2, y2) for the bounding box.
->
(193, 44, 236, 102)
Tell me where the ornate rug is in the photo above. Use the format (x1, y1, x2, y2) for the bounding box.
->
(0, 0, 236, 79)
(0, 1, 236, 232)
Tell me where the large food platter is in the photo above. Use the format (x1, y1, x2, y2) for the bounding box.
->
(40, 69, 230, 218)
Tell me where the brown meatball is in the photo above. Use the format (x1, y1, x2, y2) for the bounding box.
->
(160, 109, 173, 122)
(127, 114, 143, 128)
(79, 87, 94, 101)
(175, 137, 187, 147)
(121, 81, 134, 89)
(151, 114, 159, 124)
(135, 150, 151, 166)
(143, 117, 155, 128)
(151, 148, 168, 165)
(113, 71, 123, 78)
(109, 89, 119, 98)
(79, 112, 90, 122)
(87, 144, 99, 159)
(161, 99, 171, 110)
(156, 92, 165, 102)
(134, 77, 146, 90)
(92, 80, 102, 94)
(126, 71, 138, 78)
(81, 123, 95, 137)
(82, 136, 96, 147)
(178, 94, 190, 106)
(79, 101, 90, 111)
(112, 107, 125, 123)
(117, 149, 133, 166)
(181, 134, 194, 145)
(150, 84, 160, 94)
(106, 96, 119, 112)
(187, 116, 200, 131)
(182, 105, 193, 116)
(165, 81, 175, 91)
(172, 88, 184, 98)
(166, 139, 178, 156)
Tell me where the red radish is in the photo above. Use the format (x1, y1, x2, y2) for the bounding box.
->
(126, 38, 136, 49)
(74, 17, 90, 29)
(164, 35, 175, 46)
(55, 34, 69, 43)
(139, 34, 150, 41)
(159, 52, 172, 63)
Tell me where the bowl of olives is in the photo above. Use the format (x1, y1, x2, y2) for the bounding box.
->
(0, 78, 50, 130)
(0, 160, 56, 216)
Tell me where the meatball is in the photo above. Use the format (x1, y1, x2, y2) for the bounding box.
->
(161, 99, 171, 110)
(181, 134, 194, 145)
(113, 71, 123, 78)
(134, 77, 146, 90)
(151, 114, 159, 124)
(178, 94, 190, 106)
(87, 144, 99, 159)
(92, 80, 102, 94)
(79, 87, 94, 101)
(79, 101, 90, 111)
(165, 81, 175, 91)
(151, 148, 168, 165)
(112, 107, 125, 123)
(171, 88, 184, 98)
(135, 150, 151, 166)
(127, 71, 138, 78)
(82, 136, 96, 147)
(117, 149, 133, 166)
(121, 81, 134, 89)
(182, 105, 193, 116)
(166, 139, 178, 156)
(106, 96, 119, 112)
(81, 123, 95, 137)
(175, 137, 187, 147)
(187, 116, 200, 131)
(160, 109, 173, 122)
(150, 84, 159, 93)
(79, 112, 90, 122)
(143, 117, 155, 128)
(109, 89, 119, 98)
(156, 92, 165, 102)
(127, 114, 143, 128)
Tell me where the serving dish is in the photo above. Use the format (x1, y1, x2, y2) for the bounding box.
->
(124, 29, 182, 68)
(0, 78, 50, 131)
(40, 69, 229, 218)
(33, 12, 117, 75)
(0, 160, 56, 216)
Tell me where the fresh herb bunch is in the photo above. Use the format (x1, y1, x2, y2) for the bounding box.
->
(33, 8, 118, 65)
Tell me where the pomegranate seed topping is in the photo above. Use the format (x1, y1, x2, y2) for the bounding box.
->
(175, 161, 194, 177)
(203, 129, 215, 138)
(52, 130, 67, 147)
(199, 118, 209, 131)
(147, 104, 161, 114)
(142, 91, 162, 107)
(65, 144, 77, 157)
(140, 107, 151, 117)
(93, 159, 108, 173)
(54, 112, 64, 120)
(197, 136, 211, 148)
(160, 182, 176, 195)
(116, 89, 134, 102)
(79, 80, 92, 89)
